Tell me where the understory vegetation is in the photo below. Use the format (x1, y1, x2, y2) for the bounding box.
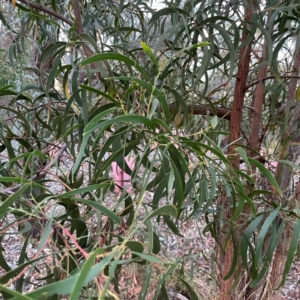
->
(0, 1, 300, 299)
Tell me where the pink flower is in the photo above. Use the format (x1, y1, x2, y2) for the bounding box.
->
(112, 156, 135, 194)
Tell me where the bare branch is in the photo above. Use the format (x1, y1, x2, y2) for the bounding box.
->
(246, 75, 300, 89)
(72, 0, 84, 35)
(169, 104, 231, 120)
(14, 0, 101, 80)
(15, 0, 73, 26)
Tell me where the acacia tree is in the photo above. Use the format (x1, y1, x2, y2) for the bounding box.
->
(0, 0, 299, 299)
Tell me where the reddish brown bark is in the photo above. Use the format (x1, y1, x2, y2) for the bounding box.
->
(227, 8, 254, 167)
(217, 3, 254, 299)
(246, 14, 270, 300)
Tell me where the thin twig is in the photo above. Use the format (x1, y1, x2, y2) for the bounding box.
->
(57, 224, 89, 259)
(42, 169, 73, 191)
(1, 143, 68, 195)
(246, 75, 300, 89)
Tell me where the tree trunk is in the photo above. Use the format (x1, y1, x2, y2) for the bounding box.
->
(216, 2, 254, 299)
(227, 5, 254, 166)
(246, 14, 270, 300)
(245, 35, 300, 300)
(249, 32, 269, 160)
(264, 41, 300, 300)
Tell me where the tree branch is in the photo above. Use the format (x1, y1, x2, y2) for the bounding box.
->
(14, 0, 101, 80)
(15, 0, 73, 26)
(72, 0, 101, 80)
(168, 104, 231, 120)
(72, 0, 84, 35)
(246, 75, 300, 89)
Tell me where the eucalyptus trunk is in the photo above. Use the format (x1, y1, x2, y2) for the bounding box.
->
(246, 13, 269, 300)
(216, 2, 254, 299)
(243, 32, 300, 300)
(265, 41, 300, 300)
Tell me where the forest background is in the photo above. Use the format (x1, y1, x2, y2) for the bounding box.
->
(0, 0, 299, 299)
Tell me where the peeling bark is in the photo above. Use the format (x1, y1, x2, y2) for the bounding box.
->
(249, 39, 268, 157)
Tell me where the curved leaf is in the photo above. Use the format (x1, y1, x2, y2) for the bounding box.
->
(80, 52, 149, 79)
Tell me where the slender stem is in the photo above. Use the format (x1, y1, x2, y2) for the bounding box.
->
(15, 0, 73, 26)
(168, 103, 231, 120)
(246, 75, 300, 89)
(72, 0, 101, 79)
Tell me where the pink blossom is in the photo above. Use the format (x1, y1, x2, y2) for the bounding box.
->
(112, 156, 135, 194)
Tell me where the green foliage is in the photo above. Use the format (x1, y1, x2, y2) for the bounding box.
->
(0, 0, 300, 299)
